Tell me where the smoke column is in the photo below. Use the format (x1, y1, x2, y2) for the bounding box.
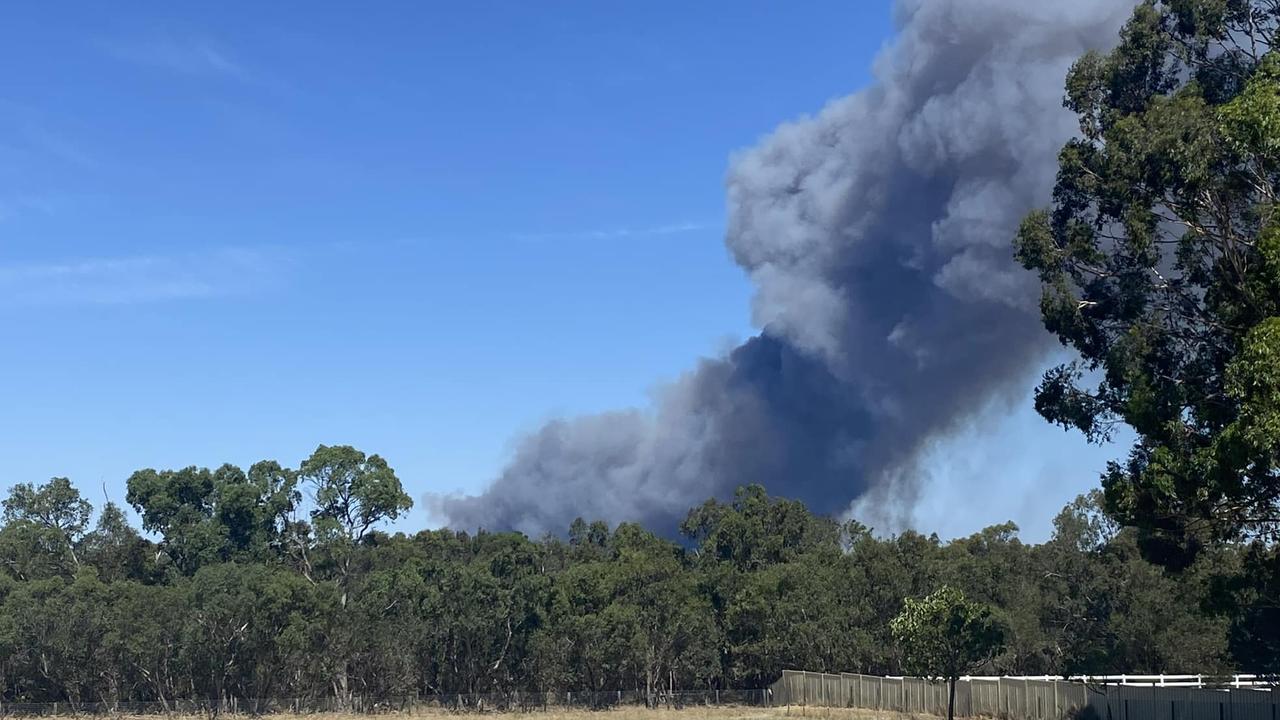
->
(431, 0, 1136, 537)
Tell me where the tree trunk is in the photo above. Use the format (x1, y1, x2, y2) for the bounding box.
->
(948, 677, 957, 720)
(645, 655, 655, 709)
(337, 574, 350, 707)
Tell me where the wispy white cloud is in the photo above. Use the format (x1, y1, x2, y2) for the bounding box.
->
(511, 220, 713, 242)
(99, 33, 244, 78)
(0, 247, 285, 306)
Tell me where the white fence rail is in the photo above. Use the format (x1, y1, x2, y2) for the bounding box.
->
(961, 676, 1273, 689)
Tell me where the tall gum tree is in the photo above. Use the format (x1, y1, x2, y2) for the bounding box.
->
(1015, 0, 1280, 557)
(1016, 0, 1280, 672)
(297, 444, 412, 702)
(1, 478, 92, 572)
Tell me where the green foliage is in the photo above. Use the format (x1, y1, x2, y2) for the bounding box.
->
(891, 586, 1006, 682)
(79, 503, 153, 583)
(0, 469, 1267, 703)
(891, 587, 1006, 720)
(1017, 1, 1280, 667)
(681, 484, 840, 571)
(125, 463, 295, 574)
(2, 478, 92, 572)
(300, 444, 411, 549)
(1015, 1, 1280, 555)
(298, 444, 411, 618)
(1220, 53, 1280, 161)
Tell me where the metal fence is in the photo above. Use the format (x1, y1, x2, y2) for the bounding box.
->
(770, 671, 1088, 717)
(1091, 684, 1278, 720)
(770, 671, 1279, 720)
(0, 689, 773, 717)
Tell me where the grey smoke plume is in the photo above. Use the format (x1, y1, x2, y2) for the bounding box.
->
(431, 0, 1136, 537)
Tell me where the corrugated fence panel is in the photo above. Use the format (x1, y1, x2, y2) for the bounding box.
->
(1095, 686, 1279, 720)
(772, 671, 1275, 720)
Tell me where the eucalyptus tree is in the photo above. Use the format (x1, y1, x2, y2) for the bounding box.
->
(2, 478, 92, 571)
(1015, 0, 1280, 557)
(299, 445, 411, 606)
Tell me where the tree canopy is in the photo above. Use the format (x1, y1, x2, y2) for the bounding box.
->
(892, 586, 1006, 720)
(0, 469, 1269, 706)
(1015, 0, 1280, 669)
(1015, 0, 1280, 554)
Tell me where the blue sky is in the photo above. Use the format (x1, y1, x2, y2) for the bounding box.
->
(0, 3, 1122, 540)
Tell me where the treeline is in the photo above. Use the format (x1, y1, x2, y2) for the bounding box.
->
(1, 450, 1275, 707)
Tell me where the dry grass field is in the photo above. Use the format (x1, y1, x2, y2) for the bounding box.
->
(88, 707, 934, 720)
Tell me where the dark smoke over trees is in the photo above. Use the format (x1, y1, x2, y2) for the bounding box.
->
(432, 0, 1139, 536)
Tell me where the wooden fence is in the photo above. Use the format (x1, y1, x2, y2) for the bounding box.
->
(770, 671, 1278, 720)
